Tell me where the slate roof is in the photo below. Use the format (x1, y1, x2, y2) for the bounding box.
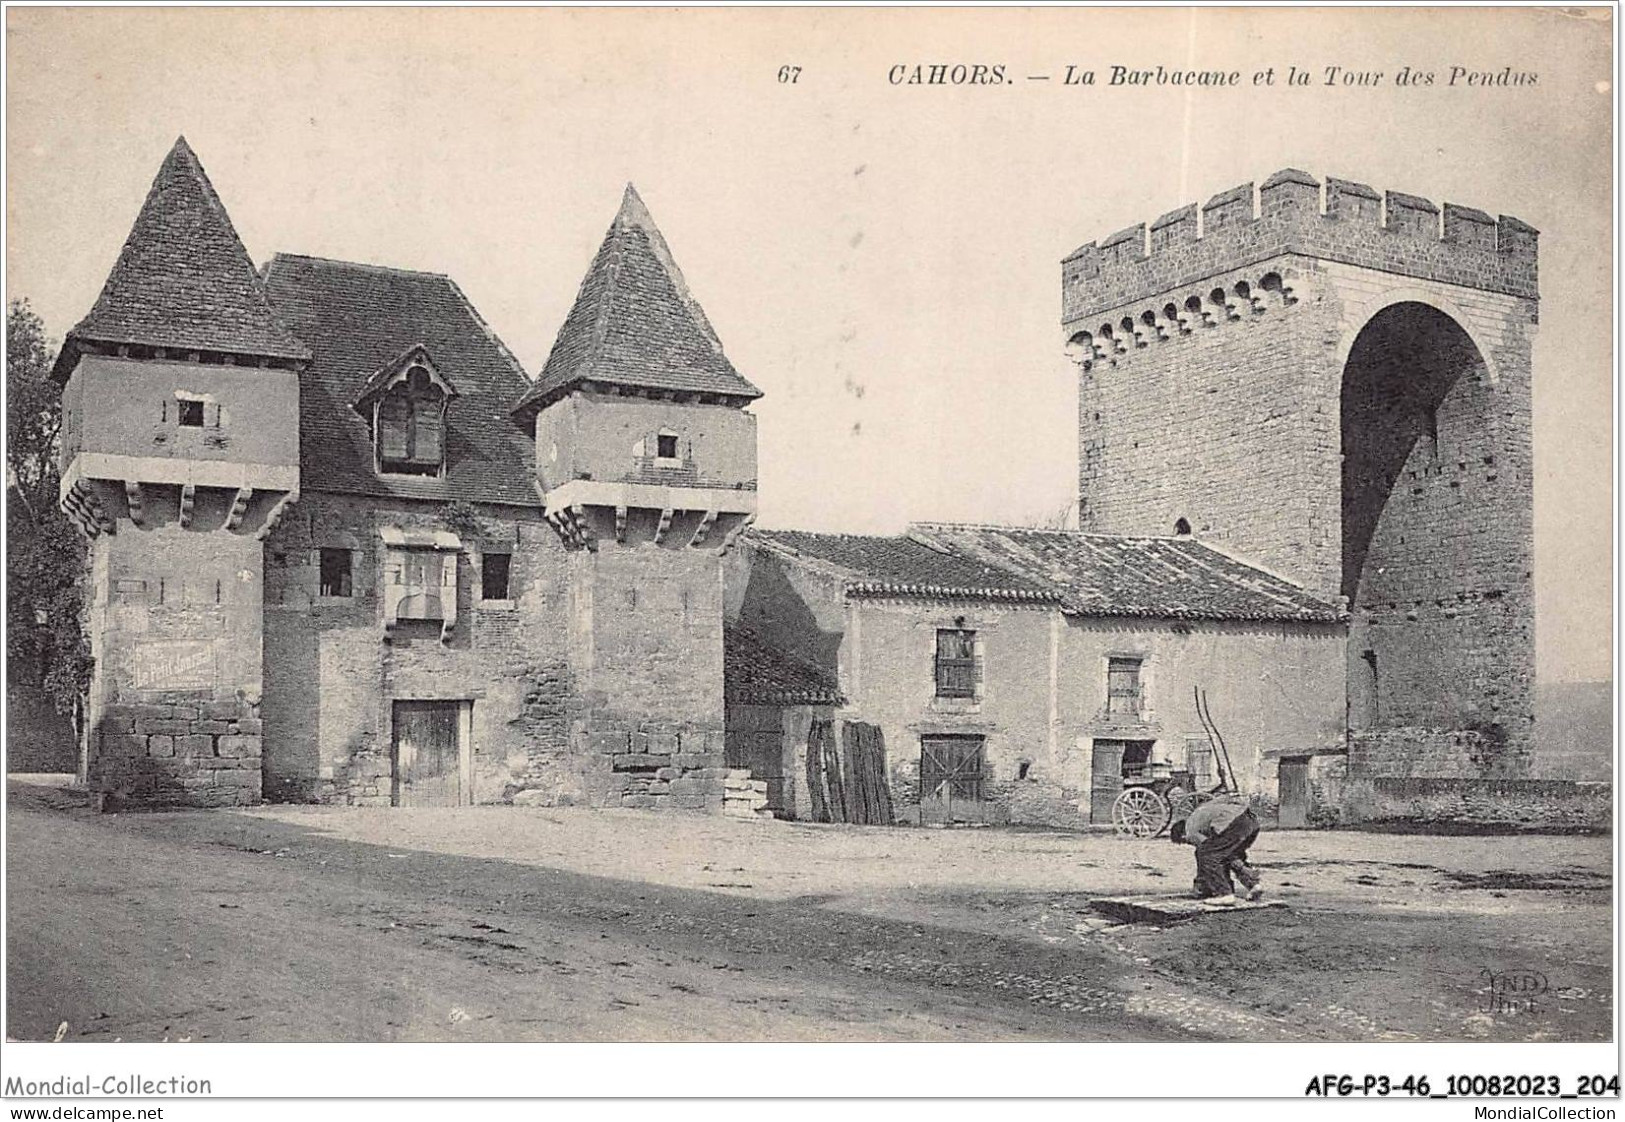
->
(53, 137, 309, 380)
(910, 524, 1344, 623)
(261, 254, 538, 507)
(724, 627, 845, 706)
(513, 184, 762, 416)
(748, 530, 1060, 602)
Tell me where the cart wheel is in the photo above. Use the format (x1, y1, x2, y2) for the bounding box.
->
(1169, 788, 1210, 820)
(1112, 787, 1170, 838)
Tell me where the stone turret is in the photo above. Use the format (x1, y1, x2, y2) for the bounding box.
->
(56, 137, 308, 806)
(514, 185, 762, 810)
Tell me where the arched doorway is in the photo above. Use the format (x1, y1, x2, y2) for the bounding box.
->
(1340, 301, 1514, 756)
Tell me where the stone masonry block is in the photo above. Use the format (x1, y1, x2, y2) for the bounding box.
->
(135, 719, 192, 737)
(147, 735, 175, 758)
(103, 733, 146, 757)
(648, 734, 679, 755)
(591, 730, 629, 755)
(216, 735, 259, 759)
(175, 734, 214, 758)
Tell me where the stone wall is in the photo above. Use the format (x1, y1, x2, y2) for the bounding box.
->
(566, 540, 731, 811)
(536, 392, 758, 492)
(568, 698, 728, 809)
(83, 522, 266, 808)
(261, 493, 577, 806)
(571, 544, 726, 723)
(1063, 617, 1347, 819)
(1341, 777, 1611, 831)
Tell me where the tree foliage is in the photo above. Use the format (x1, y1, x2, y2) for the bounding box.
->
(7, 299, 92, 716)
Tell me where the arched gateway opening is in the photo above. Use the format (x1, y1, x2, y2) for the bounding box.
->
(1340, 301, 1508, 751)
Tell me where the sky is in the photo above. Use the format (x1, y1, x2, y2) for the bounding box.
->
(5, 6, 1614, 682)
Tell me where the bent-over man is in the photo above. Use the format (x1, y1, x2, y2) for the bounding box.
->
(1170, 792, 1262, 904)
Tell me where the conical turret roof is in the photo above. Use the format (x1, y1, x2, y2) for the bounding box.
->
(513, 184, 761, 415)
(54, 137, 308, 379)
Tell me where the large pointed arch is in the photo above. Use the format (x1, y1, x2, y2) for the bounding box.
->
(1340, 299, 1492, 733)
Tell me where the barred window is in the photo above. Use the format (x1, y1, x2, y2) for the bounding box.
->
(935, 628, 978, 698)
(1106, 657, 1143, 717)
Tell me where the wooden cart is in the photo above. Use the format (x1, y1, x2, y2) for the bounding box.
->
(1110, 764, 1210, 837)
(1108, 686, 1232, 838)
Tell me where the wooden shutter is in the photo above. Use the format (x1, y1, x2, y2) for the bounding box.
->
(411, 396, 444, 467)
(1107, 658, 1143, 716)
(935, 629, 977, 697)
(378, 393, 410, 463)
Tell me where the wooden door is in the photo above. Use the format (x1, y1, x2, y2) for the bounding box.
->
(1090, 738, 1126, 824)
(392, 700, 462, 807)
(919, 735, 986, 824)
(1278, 756, 1311, 829)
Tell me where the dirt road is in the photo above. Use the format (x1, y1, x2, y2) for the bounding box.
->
(5, 782, 1611, 1042)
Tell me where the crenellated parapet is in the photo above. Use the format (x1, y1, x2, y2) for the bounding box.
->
(1063, 169, 1538, 324)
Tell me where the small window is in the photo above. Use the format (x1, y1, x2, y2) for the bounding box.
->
(1106, 657, 1143, 717)
(481, 552, 511, 600)
(1174, 517, 1192, 536)
(319, 548, 352, 597)
(656, 433, 679, 459)
(935, 628, 978, 698)
(178, 399, 205, 427)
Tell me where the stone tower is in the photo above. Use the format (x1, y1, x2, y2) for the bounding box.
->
(1061, 170, 1537, 776)
(512, 185, 761, 809)
(54, 137, 309, 806)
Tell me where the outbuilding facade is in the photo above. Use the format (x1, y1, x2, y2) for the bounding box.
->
(726, 525, 1348, 826)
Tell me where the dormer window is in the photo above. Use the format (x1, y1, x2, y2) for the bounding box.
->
(353, 346, 458, 479)
(377, 368, 445, 475)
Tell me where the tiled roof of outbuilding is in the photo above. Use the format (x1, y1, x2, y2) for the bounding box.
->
(53, 137, 309, 380)
(724, 627, 845, 706)
(513, 184, 762, 416)
(909, 524, 1344, 623)
(749, 530, 1060, 602)
(262, 254, 539, 507)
